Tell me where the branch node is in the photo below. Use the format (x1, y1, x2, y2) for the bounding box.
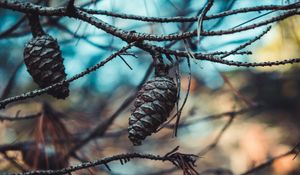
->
(67, 0, 76, 14)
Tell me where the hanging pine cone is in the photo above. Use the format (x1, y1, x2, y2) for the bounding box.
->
(23, 13, 69, 99)
(128, 65, 177, 146)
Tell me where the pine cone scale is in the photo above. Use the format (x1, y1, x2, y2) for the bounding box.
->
(152, 101, 167, 114)
(128, 75, 177, 145)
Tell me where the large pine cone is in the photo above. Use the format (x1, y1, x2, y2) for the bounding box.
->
(24, 34, 69, 99)
(128, 75, 177, 146)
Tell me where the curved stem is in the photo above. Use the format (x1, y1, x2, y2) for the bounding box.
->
(26, 13, 45, 37)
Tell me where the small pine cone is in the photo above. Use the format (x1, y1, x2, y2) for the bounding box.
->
(24, 34, 69, 99)
(128, 75, 177, 146)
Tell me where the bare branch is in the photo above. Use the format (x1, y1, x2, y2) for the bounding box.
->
(6, 150, 198, 175)
(80, 2, 300, 23)
(0, 15, 26, 39)
(0, 1, 299, 42)
(0, 112, 41, 121)
(219, 26, 272, 59)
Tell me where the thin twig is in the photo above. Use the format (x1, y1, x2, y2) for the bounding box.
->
(118, 55, 133, 70)
(198, 115, 235, 156)
(0, 15, 26, 39)
(168, 106, 260, 129)
(1, 152, 27, 172)
(5, 150, 198, 175)
(0, 1, 299, 41)
(80, 2, 300, 23)
(219, 26, 272, 59)
(0, 112, 41, 121)
(197, 0, 214, 42)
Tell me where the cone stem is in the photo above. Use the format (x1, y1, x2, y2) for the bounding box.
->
(27, 13, 45, 37)
(155, 63, 169, 76)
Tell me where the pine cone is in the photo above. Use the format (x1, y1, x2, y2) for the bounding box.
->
(24, 34, 69, 99)
(128, 75, 177, 146)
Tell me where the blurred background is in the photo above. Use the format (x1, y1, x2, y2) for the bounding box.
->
(0, 0, 299, 174)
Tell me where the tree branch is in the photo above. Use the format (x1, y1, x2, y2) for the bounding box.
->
(6, 150, 198, 175)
